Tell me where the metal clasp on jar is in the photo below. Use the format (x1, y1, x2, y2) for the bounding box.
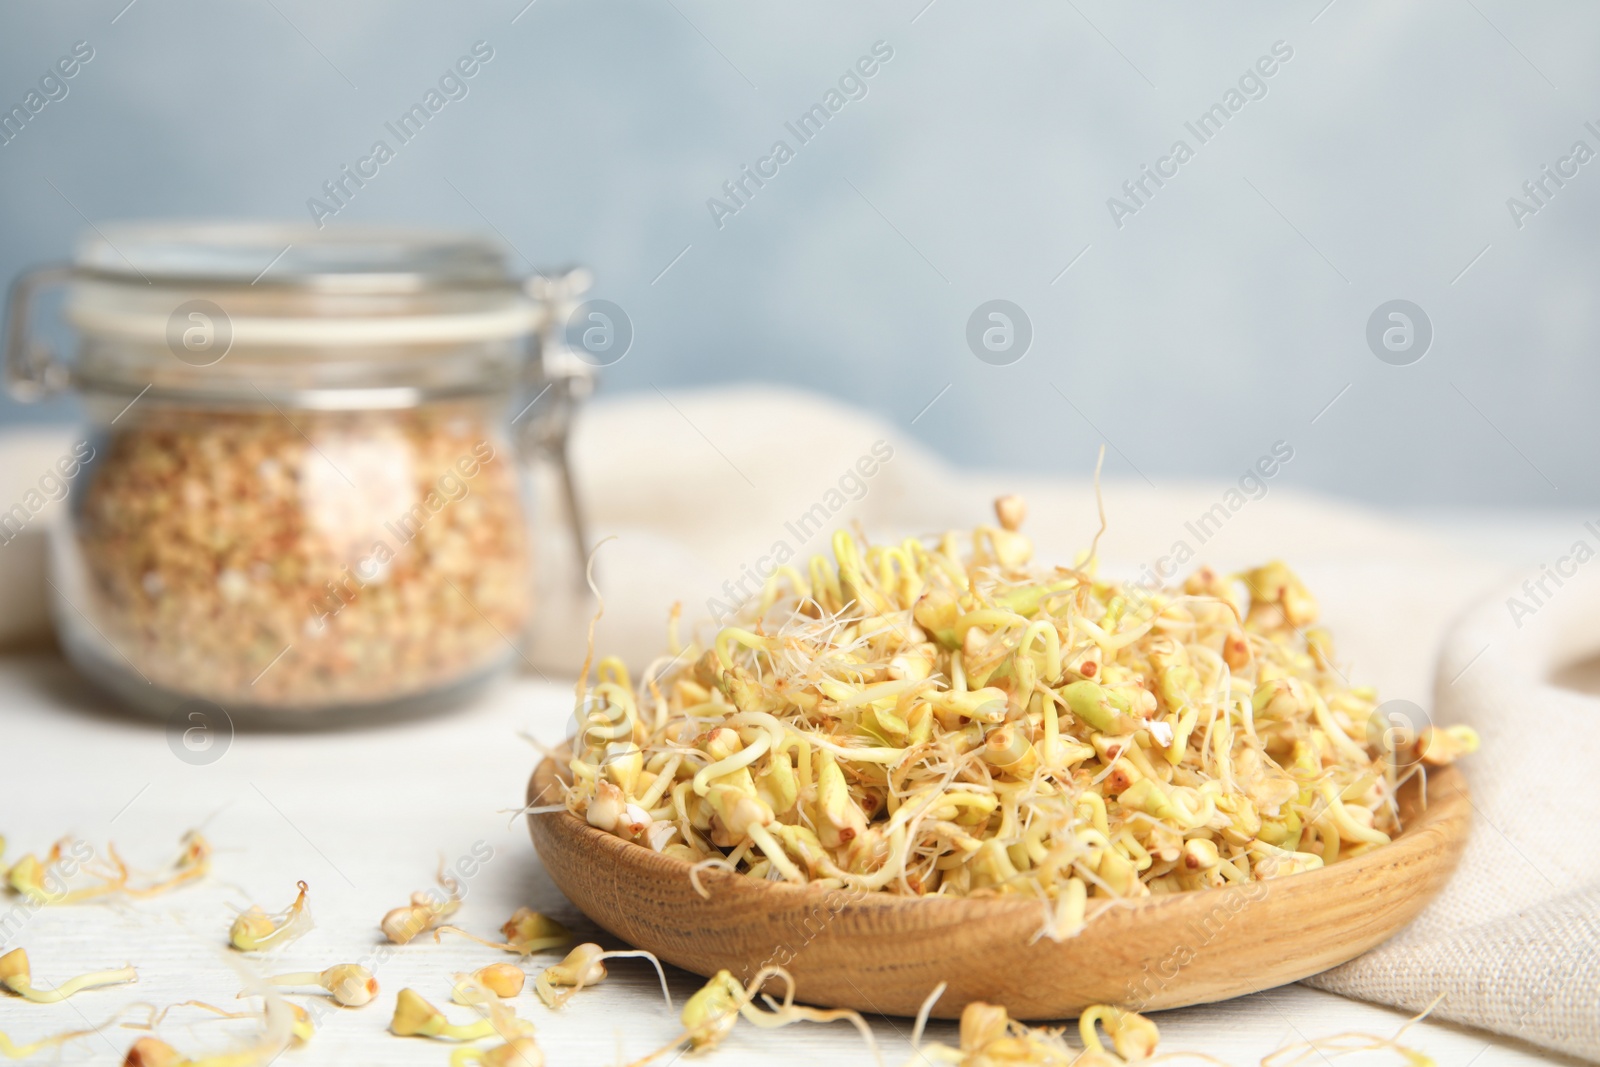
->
(521, 266, 597, 582)
(4, 264, 75, 401)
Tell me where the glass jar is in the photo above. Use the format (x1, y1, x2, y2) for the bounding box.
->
(4, 223, 593, 724)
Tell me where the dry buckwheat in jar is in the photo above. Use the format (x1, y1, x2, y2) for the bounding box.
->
(5, 223, 597, 723)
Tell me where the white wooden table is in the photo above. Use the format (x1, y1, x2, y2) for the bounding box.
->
(0, 652, 1567, 1067)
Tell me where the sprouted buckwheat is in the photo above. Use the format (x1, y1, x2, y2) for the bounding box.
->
(228, 880, 312, 952)
(561, 495, 1478, 920)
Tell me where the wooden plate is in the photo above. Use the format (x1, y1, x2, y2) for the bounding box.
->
(527, 756, 1469, 1019)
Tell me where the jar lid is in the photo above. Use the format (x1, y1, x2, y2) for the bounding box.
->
(75, 221, 518, 292)
(8, 221, 594, 407)
(0, 221, 583, 406)
(67, 222, 543, 356)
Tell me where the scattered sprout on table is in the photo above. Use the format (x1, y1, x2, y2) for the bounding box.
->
(121, 990, 298, 1067)
(905, 985, 1157, 1067)
(130, 832, 215, 899)
(0, 1022, 94, 1059)
(5, 831, 211, 905)
(533, 943, 670, 1010)
(7, 841, 127, 904)
(452, 964, 527, 1005)
(229, 880, 312, 952)
(628, 966, 877, 1065)
(434, 907, 571, 956)
(1261, 997, 1446, 1067)
(1081, 1004, 1161, 1062)
(0, 947, 137, 1003)
(390, 989, 531, 1042)
(450, 1035, 545, 1067)
(381, 862, 463, 945)
(260, 964, 377, 1008)
(129, 999, 316, 1050)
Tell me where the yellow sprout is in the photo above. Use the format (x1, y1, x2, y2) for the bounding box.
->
(1240, 560, 1319, 629)
(1080, 1004, 1161, 1061)
(630, 966, 876, 1065)
(229, 881, 312, 952)
(285, 1003, 316, 1048)
(533, 942, 670, 1010)
(380, 862, 463, 944)
(126, 831, 213, 899)
(452, 964, 527, 1005)
(153, 1001, 316, 1049)
(451, 1036, 545, 1067)
(677, 971, 743, 1051)
(1416, 725, 1480, 767)
(1263, 996, 1445, 1067)
(391, 990, 533, 1043)
(261, 964, 377, 1008)
(5, 832, 210, 906)
(435, 908, 571, 956)
(0, 947, 136, 1002)
(0, 1022, 93, 1059)
(905, 988, 1153, 1067)
(6, 841, 126, 904)
(121, 987, 298, 1067)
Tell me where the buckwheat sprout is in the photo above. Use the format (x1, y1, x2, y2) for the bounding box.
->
(122, 1020, 294, 1065)
(1260, 995, 1444, 1067)
(390, 989, 533, 1042)
(1081, 1004, 1161, 1061)
(570, 536, 615, 729)
(381, 863, 463, 944)
(628, 966, 878, 1066)
(135, 1001, 315, 1049)
(910, 981, 947, 1050)
(6, 832, 211, 906)
(123, 1028, 327, 1067)
(1416, 725, 1479, 767)
(220, 1001, 313, 1047)
(905, 995, 1144, 1067)
(565, 493, 1478, 907)
(127, 955, 298, 1066)
(688, 856, 738, 899)
(0, 948, 137, 1002)
(0, 1022, 93, 1059)
(452, 964, 526, 1005)
(229, 881, 312, 952)
(125, 832, 213, 899)
(743, 967, 879, 1053)
(259, 964, 377, 1007)
(121, 1035, 185, 1065)
(434, 907, 571, 956)
(534, 943, 671, 1010)
(450, 1036, 545, 1067)
(6, 840, 128, 904)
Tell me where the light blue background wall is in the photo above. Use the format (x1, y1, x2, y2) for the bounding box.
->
(1, 1, 1594, 506)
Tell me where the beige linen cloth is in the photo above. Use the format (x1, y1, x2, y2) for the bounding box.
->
(1304, 569, 1600, 1060)
(2, 387, 1595, 1059)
